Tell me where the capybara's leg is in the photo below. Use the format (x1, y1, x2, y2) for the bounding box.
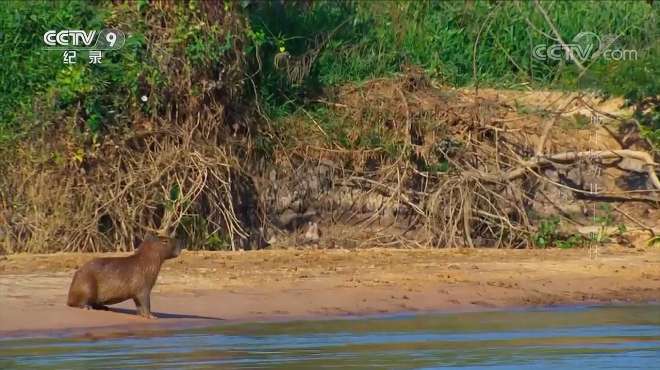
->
(134, 293, 157, 319)
(90, 303, 110, 310)
(133, 297, 142, 313)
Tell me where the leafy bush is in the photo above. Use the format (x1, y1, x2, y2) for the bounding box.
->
(2, 0, 657, 139)
(0, 0, 102, 141)
(245, 0, 657, 130)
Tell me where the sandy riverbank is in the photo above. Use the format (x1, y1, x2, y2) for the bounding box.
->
(1, 247, 659, 338)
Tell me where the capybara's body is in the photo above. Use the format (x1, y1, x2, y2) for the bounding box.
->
(67, 236, 182, 318)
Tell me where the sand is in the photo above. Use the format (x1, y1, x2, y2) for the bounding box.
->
(1, 247, 659, 338)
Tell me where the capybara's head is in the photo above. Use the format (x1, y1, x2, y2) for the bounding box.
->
(138, 236, 186, 260)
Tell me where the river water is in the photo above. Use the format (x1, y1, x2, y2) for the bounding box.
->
(1, 305, 659, 369)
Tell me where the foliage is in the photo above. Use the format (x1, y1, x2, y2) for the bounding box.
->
(1, 0, 657, 139)
(533, 216, 561, 248)
(244, 0, 657, 140)
(533, 216, 588, 249)
(248, 1, 655, 86)
(0, 0, 101, 141)
(0, 0, 159, 142)
(0, 0, 251, 253)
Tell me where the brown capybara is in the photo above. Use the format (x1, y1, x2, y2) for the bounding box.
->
(67, 236, 184, 319)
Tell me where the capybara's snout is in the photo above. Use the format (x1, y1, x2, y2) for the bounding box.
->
(168, 237, 186, 259)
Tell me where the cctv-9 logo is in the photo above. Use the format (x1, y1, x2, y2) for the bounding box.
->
(43, 28, 126, 50)
(94, 29, 125, 50)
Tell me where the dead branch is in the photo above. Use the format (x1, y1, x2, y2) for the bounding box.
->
(535, 95, 581, 155)
(468, 149, 660, 190)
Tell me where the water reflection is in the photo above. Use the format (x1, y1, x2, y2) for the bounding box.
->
(1, 305, 659, 369)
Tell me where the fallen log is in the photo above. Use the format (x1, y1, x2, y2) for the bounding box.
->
(466, 149, 660, 191)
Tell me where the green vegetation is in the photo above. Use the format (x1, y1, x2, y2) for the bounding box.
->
(1, 0, 657, 142)
(247, 1, 657, 119)
(0, 0, 156, 144)
(531, 203, 631, 249)
(532, 216, 560, 248)
(532, 216, 587, 249)
(532, 216, 582, 249)
(0, 1, 100, 141)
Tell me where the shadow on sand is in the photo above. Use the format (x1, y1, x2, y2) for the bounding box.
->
(107, 307, 224, 321)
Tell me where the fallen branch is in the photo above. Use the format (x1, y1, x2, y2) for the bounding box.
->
(577, 192, 660, 205)
(535, 95, 581, 155)
(467, 149, 660, 191)
(614, 205, 657, 236)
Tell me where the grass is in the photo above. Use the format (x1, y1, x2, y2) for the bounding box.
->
(0, 1, 102, 140)
(1, 0, 657, 140)
(246, 0, 658, 143)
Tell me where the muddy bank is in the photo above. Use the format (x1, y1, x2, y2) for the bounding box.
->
(1, 247, 659, 337)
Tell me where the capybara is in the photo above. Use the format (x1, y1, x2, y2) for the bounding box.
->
(67, 236, 184, 319)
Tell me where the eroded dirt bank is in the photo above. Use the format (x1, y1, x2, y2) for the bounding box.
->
(1, 247, 659, 337)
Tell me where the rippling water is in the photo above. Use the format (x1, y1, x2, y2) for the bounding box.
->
(2, 305, 659, 369)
